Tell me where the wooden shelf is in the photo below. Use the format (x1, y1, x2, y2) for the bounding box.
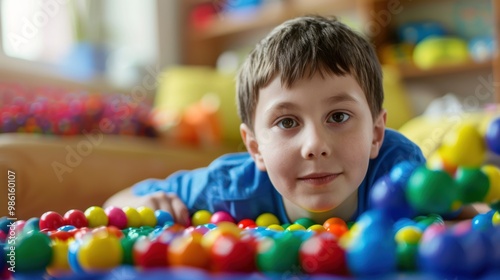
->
(191, 0, 359, 40)
(397, 59, 493, 79)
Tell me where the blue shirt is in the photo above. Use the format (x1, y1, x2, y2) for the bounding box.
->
(133, 129, 425, 224)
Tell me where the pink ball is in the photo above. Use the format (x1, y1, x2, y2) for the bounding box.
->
(210, 211, 235, 224)
(450, 220, 472, 236)
(105, 206, 128, 229)
(420, 223, 446, 244)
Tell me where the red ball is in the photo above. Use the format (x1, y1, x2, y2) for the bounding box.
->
(237, 219, 257, 229)
(210, 211, 235, 224)
(105, 206, 127, 229)
(48, 230, 73, 241)
(40, 211, 64, 231)
(63, 209, 88, 228)
(299, 232, 347, 275)
(133, 236, 169, 268)
(210, 233, 256, 272)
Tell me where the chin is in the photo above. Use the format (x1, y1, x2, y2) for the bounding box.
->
(303, 202, 338, 213)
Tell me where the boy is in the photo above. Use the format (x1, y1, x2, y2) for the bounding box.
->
(105, 15, 440, 225)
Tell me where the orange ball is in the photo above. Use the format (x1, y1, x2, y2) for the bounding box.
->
(325, 223, 349, 238)
(323, 217, 347, 229)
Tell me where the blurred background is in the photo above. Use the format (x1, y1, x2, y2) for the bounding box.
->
(0, 0, 498, 148)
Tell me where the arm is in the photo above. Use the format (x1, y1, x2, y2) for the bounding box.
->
(103, 186, 190, 226)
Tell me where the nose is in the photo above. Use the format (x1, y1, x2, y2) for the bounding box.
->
(301, 125, 332, 159)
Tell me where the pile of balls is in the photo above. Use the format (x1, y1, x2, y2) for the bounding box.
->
(1, 204, 500, 279)
(0, 83, 156, 137)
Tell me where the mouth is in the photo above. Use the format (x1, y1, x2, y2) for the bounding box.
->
(297, 173, 340, 186)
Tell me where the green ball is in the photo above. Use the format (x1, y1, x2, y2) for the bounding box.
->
(294, 218, 315, 229)
(455, 167, 490, 204)
(120, 237, 136, 265)
(14, 232, 52, 272)
(396, 242, 418, 271)
(256, 232, 302, 272)
(406, 166, 457, 214)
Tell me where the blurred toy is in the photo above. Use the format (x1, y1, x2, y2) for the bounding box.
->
(413, 36, 469, 69)
(398, 22, 447, 45)
(469, 36, 496, 63)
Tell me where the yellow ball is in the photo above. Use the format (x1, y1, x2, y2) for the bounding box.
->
(192, 210, 212, 226)
(47, 240, 70, 274)
(395, 226, 422, 244)
(267, 224, 284, 231)
(286, 224, 306, 231)
(482, 165, 500, 204)
(255, 213, 280, 227)
(137, 206, 157, 227)
(492, 211, 500, 225)
(439, 123, 486, 167)
(307, 224, 326, 232)
(122, 207, 142, 228)
(78, 234, 123, 270)
(84, 206, 108, 228)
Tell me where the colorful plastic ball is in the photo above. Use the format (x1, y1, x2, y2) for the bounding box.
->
(294, 218, 315, 229)
(63, 209, 88, 228)
(168, 233, 210, 269)
(191, 210, 212, 226)
(439, 122, 487, 167)
(0, 217, 11, 234)
(14, 232, 53, 272)
(46, 239, 71, 275)
(105, 207, 128, 229)
(455, 167, 490, 204)
(482, 165, 500, 204)
(84, 206, 109, 228)
(210, 233, 256, 272)
(77, 232, 123, 271)
(23, 217, 40, 234)
(486, 117, 500, 155)
(323, 217, 347, 229)
(123, 207, 142, 228)
(210, 211, 235, 224)
(406, 166, 457, 214)
(39, 211, 65, 231)
(369, 175, 414, 221)
(307, 224, 326, 233)
(256, 233, 302, 273)
(325, 223, 348, 238)
(395, 226, 422, 244)
(493, 211, 500, 225)
(389, 160, 420, 188)
(456, 230, 490, 276)
(396, 241, 418, 271)
(418, 232, 465, 277)
(299, 232, 347, 275)
(255, 213, 280, 227)
(286, 224, 306, 231)
(472, 211, 494, 231)
(267, 224, 284, 231)
(133, 236, 169, 268)
(237, 219, 257, 229)
(346, 229, 397, 276)
(137, 206, 157, 227)
(155, 210, 174, 226)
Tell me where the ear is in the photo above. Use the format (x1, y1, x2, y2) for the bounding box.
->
(370, 110, 387, 159)
(240, 123, 266, 171)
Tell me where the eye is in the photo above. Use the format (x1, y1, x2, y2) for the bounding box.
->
(277, 118, 297, 129)
(328, 112, 350, 123)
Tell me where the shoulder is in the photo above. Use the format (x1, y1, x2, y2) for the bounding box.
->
(379, 129, 425, 163)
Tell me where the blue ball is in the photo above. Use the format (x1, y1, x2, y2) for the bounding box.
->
(389, 161, 421, 189)
(57, 225, 76, 232)
(369, 175, 415, 221)
(418, 232, 464, 277)
(457, 230, 490, 276)
(486, 117, 500, 155)
(472, 212, 494, 231)
(154, 210, 174, 227)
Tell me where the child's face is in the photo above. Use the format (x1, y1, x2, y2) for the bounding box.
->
(241, 72, 386, 218)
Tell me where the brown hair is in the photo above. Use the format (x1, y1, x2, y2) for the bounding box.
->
(236, 15, 383, 129)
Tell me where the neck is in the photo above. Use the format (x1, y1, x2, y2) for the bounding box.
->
(283, 191, 358, 224)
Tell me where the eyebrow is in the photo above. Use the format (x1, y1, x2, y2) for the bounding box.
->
(325, 92, 360, 105)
